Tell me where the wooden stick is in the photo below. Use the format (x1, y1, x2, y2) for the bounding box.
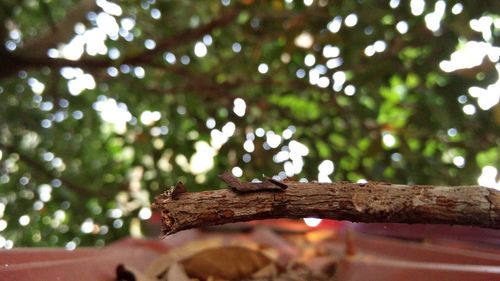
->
(153, 180, 500, 235)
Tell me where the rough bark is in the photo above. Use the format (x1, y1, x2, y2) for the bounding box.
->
(153, 181, 500, 235)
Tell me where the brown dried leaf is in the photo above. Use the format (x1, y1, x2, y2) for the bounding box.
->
(251, 263, 279, 279)
(181, 246, 273, 281)
(305, 229, 337, 243)
(166, 262, 191, 281)
(116, 264, 156, 281)
(303, 256, 338, 277)
(145, 238, 225, 279)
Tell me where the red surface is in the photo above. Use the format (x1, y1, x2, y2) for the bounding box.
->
(333, 232, 500, 281)
(336, 256, 500, 281)
(0, 238, 164, 281)
(1, 221, 499, 280)
(352, 222, 500, 245)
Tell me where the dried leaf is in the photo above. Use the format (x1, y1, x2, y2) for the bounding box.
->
(167, 262, 191, 281)
(206, 277, 226, 281)
(303, 256, 338, 277)
(305, 229, 337, 243)
(252, 227, 298, 263)
(181, 246, 273, 281)
(116, 264, 156, 281)
(146, 238, 225, 279)
(251, 263, 279, 279)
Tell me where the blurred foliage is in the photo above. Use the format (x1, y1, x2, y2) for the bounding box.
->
(0, 0, 499, 247)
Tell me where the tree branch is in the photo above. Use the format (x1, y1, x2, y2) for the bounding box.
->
(0, 6, 240, 79)
(0, 143, 97, 197)
(124, 6, 240, 64)
(17, 0, 97, 58)
(153, 178, 500, 235)
(0, 52, 110, 79)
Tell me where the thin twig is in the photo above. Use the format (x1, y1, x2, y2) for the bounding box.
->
(153, 180, 500, 235)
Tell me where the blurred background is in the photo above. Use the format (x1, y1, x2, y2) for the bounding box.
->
(0, 0, 499, 248)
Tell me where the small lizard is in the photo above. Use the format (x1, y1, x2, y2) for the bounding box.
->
(167, 181, 187, 200)
(218, 171, 288, 193)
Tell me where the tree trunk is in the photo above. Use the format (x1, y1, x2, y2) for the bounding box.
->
(153, 181, 500, 235)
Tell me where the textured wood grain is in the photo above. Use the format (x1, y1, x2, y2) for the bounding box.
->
(153, 182, 500, 235)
